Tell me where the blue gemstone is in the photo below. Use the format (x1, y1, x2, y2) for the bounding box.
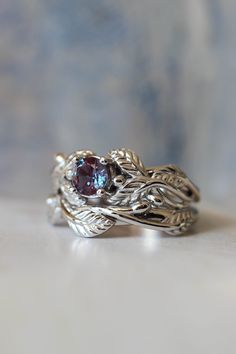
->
(72, 157, 111, 196)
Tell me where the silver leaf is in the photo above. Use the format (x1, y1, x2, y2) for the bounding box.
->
(108, 176, 148, 206)
(61, 201, 115, 237)
(109, 148, 147, 177)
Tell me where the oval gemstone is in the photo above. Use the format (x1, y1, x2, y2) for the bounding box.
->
(72, 157, 111, 196)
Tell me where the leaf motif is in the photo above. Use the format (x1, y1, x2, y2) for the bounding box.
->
(109, 148, 147, 177)
(148, 165, 187, 178)
(46, 194, 66, 225)
(51, 163, 64, 194)
(108, 176, 147, 206)
(61, 200, 115, 237)
(163, 208, 198, 235)
(61, 179, 86, 207)
(149, 172, 200, 203)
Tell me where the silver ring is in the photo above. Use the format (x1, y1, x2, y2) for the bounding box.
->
(47, 148, 200, 237)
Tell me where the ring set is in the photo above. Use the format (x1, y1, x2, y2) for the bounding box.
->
(47, 148, 200, 237)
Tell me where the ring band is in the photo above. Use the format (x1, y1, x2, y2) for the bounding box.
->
(47, 148, 200, 237)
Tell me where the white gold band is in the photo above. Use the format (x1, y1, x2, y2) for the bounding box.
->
(47, 148, 200, 237)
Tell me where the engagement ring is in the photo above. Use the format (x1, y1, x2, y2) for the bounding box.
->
(47, 149, 200, 237)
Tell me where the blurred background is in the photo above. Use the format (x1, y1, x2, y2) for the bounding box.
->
(0, 0, 235, 205)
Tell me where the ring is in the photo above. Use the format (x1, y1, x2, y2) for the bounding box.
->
(47, 149, 200, 237)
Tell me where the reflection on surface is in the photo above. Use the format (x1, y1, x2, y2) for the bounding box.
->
(70, 225, 162, 259)
(71, 238, 93, 259)
(69, 208, 236, 260)
(142, 228, 161, 253)
(101, 225, 140, 238)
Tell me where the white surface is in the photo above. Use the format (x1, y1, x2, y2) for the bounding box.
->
(0, 198, 236, 354)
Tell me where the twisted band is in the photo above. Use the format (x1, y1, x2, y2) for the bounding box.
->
(47, 149, 200, 237)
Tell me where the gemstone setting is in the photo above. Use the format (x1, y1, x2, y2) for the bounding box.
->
(71, 156, 111, 196)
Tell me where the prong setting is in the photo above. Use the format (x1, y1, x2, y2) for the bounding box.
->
(113, 175, 125, 187)
(67, 155, 112, 197)
(65, 168, 75, 180)
(96, 188, 106, 197)
(100, 157, 109, 165)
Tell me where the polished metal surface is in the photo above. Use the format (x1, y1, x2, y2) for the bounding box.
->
(47, 149, 200, 237)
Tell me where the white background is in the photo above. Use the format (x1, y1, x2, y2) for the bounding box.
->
(1, 199, 236, 354)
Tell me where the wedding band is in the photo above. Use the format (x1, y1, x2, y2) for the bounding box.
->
(47, 148, 200, 237)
